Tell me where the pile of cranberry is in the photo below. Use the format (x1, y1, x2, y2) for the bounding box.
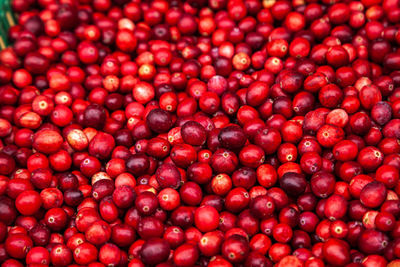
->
(0, 0, 400, 266)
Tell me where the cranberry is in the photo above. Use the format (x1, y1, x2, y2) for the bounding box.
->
(246, 81, 269, 106)
(324, 194, 348, 221)
(33, 130, 63, 155)
(73, 242, 98, 265)
(0, 0, 400, 265)
(360, 181, 387, 208)
(279, 172, 307, 197)
(239, 144, 265, 168)
(254, 127, 282, 155)
(173, 243, 200, 267)
(180, 182, 202, 206)
(5, 234, 33, 259)
(146, 108, 174, 133)
(218, 125, 247, 149)
(26, 246, 50, 265)
(225, 187, 250, 213)
(195, 205, 219, 232)
(155, 163, 181, 189)
(45, 207, 68, 231)
(181, 121, 207, 146)
(310, 171, 336, 198)
(317, 124, 345, 148)
(112, 185, 136, 209)
(222, 234, 249, 263)
(135, 191, 158, 216)
(15, 190, 42, 216)
(322, 238, 350, 266)
(140, 238, 170, 265)
(50, 244, 73, 266)
(126, 153, 150, 176)
(358, 229, 389, 254)
(83, 104, 106, 129)
(210, 149, 239, 174)
(92, 179, 115, 201)
(371, 101, 392, 125)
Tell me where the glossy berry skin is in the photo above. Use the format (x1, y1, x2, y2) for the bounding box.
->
(279, 172, 307, 197)
(219, 125, 247, 150)
(155, 163, 181, 189)
(360, 181, 387, 208)
(181, 121, 207, 146)
(33, 130, 63, 154)
(2, 0, 400, 266)
(15, 190, 42, 216)
(222, 234, 250, 263)
(195, 205, 219, 233)
(324, 194, 348, 221)
(358, 229, 389, 254)
(146, 109, 173, 133)
(173, 243, 199, 267)
(5, 234, 33, 259)
(140, 238, 170, 265)
(322, 238, 350, 266)
(73, 242, 98, 265)
(250, 195, 275, 219)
